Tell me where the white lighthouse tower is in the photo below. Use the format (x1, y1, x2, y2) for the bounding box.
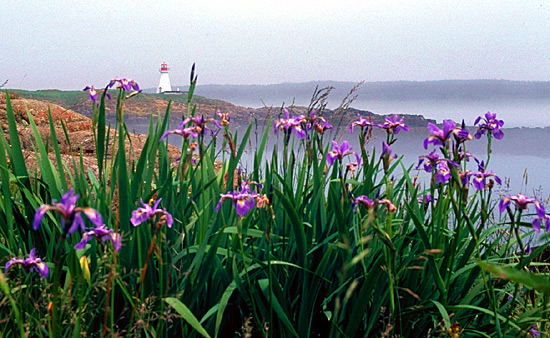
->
(157, 62, 172, 93)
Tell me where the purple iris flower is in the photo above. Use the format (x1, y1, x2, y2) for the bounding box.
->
(499, 194, 545, 215)
(456, 148, 475, 163)
(382, 142, 393, 157)
(474, 111, 504, 140)
(471, 171, 501, 190)
(417, 151, 459, 182)
(294, 110, 333, 135)
(5, 248, 49, 279)
(417, 194, 435, 207)
(217, 110, 231, 126)
(379, 114, 409, 135)
(131, 198, 173, 228)
(354, 195, 375, 209)
(108, 78, 140, 91)
(532, 213, 550, 233)
(160, 119, 200, 141)
(459, 170, 472, 187)
(33, 189, 103, 235)
(381, 141, 397, 171)
(453, 127, 473, 144)
(83, 86, 98, 101)
(274, 109, 306, 139)
(189, 115, 221, 136)
(378, 199, 397, 212)
(423, 120, 457, 149)
(499, 195, 547, 230)
(471, 162, 502, 190)
(470, 160, 502, 190)
(83, 86, 111, 102)
(529, 324, 541, 337)
(349, 114, 375, 133)
(312, 118, 333, 135)
(74, 225, 122, 251)
(327, 141, 361, 166)
(298, 109, 318, 132)
(417, 150, 440, 172)
(216, 182, 259, 217)
(353, 195, 396, 212)
(435, 161, 451, 184)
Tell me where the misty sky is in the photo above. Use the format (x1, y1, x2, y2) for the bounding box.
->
(2, 1, 550, 90)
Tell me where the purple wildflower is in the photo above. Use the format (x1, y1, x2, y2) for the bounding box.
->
(354, 195, 375, 209)
(474, 111, 504, 140)
(217, 110, 231, 126)
(423, 120, 472, 149)
(160, 119, 200, 141)
(189, 115, 221, 136)
(381, 141, 397, 172)
(529, 324, 540, 337)
(274, 109, 306, 139)
(74, 224, 122, 251)
(471, 170, 502, 190)
(435, 161, 452, 184)
(499, 194, 545, 216)
(131, 198, 173, 228)
(33, 189, 103, 235)
(83, 86, 111, 102)
(499, 194, 547, 231)
(417, 152, 459, 179)
(417, 150, 440, 172)
(378, 199, 397, 212)
(353, 195, 396, 212)
(453, 127, 473, 144)
(379, 114, 409, 135)
(418, 194, 435, 206)
(327, 141, 361, 166)
(5, 248, 49, 279)
(216, 182, 259, 217)
(459, 170, 472, 187)
(423, 120, 457, 149)
(455, 147, 475, 163)
(470, 160, 502, 190)
(532, 213, 550, 233)
(83, 86, 98, 101)
(382, 142, 394, 157)
(108, 78, 140, 91)
(298, 109, 331, 134)
(349, 114, 375, 133)
(312, 118, 333, 135)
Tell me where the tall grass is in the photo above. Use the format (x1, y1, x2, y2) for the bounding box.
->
(0, 73, 549, 338)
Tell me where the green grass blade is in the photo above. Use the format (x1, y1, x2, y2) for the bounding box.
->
(0, 270, 25, 338)
(3, 91, 29, 186)
(26, 106, 60, 199)
(48, 109, 68, 191)
(165, 297, 212, 338)
(258, 279, 300, 338)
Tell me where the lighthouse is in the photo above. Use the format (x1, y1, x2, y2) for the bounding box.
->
(157, 62, 172, 93)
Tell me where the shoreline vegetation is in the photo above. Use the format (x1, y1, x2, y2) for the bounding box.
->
(1, 72, 550, 337)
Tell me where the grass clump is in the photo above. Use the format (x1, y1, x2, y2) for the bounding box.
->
(0, 71, 549, 338)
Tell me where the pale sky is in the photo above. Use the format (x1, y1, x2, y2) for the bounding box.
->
(1, 0, 550, 90)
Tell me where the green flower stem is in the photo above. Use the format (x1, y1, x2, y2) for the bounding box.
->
(103, 249, 117, 338)
(129, 223, 159, 334)
(50, 231, 67, 338)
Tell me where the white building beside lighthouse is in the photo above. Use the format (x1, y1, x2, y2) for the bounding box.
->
(157, 62, 172, 93)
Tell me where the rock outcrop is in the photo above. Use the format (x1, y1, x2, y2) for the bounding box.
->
(0, 92, 180, 179)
